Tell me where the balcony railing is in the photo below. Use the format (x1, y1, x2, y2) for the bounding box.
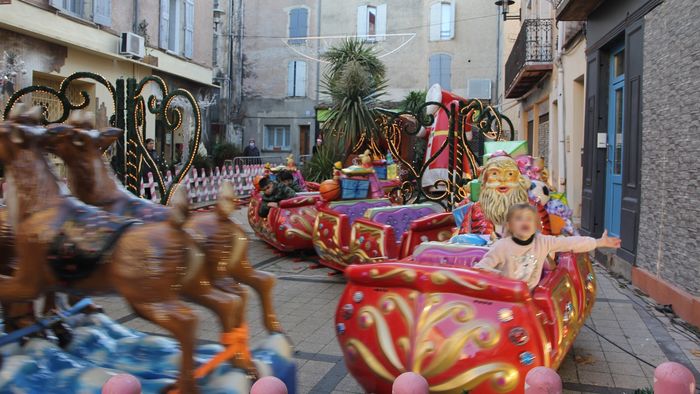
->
(505, 19, 554, 99)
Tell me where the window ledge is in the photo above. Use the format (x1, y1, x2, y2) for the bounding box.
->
(56, 10, 98, 28)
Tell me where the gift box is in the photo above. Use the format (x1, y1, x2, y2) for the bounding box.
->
(341, 178, 370, 200)
(469, 180, 481, 202)
(483, 140, 529, 164)
(374, 165, 387, 180)
(386, 163, 398, 180)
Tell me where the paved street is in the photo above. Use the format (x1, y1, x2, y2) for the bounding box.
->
(92, 209, 700, 394)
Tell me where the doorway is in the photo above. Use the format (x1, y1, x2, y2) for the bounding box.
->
(299, 125, 310, 155)
(604, 45, 625, 237)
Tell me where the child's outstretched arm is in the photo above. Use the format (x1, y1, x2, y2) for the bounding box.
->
(547, 229, 621, 254)
(473, 244, 505, 273)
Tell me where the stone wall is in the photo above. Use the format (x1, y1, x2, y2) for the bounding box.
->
(637, 0, 700, 296)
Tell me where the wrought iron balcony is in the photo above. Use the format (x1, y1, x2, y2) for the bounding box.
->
(556, 0, 605, 21)
(504, 19, 554, 99)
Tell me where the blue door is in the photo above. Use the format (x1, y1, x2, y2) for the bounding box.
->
(605, 46, 625, 237)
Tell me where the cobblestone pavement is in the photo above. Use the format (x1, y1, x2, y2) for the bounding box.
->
(91, 210, 700, 394)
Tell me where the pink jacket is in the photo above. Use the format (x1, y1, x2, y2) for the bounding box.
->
(475, 234, 597, 290)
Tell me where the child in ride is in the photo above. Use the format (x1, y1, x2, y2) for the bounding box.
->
(258, 176, 297, 218)
(277, 169, 303, 192)
(475, 203, 621, 290)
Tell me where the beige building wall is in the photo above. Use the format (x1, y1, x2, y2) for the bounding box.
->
(319, 0, 499, 103)
(1, 0, 217, 163)
(237, 0, 319, 159)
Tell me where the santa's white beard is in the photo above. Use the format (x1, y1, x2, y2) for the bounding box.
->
(479, 186, 529, 226)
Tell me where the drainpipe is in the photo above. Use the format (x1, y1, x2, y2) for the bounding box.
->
(133, 0, 139, 32)
(495, 5, 502, 109)
(555, 21, 567, 192)
(315, 0, 322, 140)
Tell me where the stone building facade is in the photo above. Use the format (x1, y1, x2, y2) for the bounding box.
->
(636, 0, 700, 299)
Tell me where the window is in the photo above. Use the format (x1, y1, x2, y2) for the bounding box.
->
(288, 7, 309, 44)
(159, 0, 194, 58)
(357, 4, 387, 40)
(429, 1, 455, 41)
(429, 54, 451, 90)
(49, 0, 112, 26)
(264, 126, 291, 151)
(287, 61, 307, 97)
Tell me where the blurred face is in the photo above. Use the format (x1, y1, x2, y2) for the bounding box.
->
(507, 208, 538, 240)
(262, 182, 274, 195)
(146, 141, 155, 150)
(249, 140, 255, 147)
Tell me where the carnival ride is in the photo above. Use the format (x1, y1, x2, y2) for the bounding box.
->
(0, 107, 295, 393)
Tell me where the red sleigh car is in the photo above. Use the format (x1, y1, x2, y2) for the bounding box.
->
(312, 200, 455, 271)
(334, 241, 596, 394)
(247, 191, 321, 252)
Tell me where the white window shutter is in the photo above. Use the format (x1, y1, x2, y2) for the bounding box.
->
(159, 0, 170, 49)
(49, 0, 64, 10)
(429, 55, 439, 87)
(93, 0, 112, 26)
(449, 1, 456, 39)
(295, 61, 307, 97)
(376, 4, 387, 41)
(357, 5, 368, 37)
(429, 3, 441, 41)
(287, 62, 295, 96)
(184, 0, 194, 58)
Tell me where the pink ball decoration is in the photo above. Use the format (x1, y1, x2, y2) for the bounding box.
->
(524, 367, 562, 394)
(392, 372, 429, 394)
(654, 362, 696, 394)
(102, 374, 142, 394)
(250, 376, 288, 394)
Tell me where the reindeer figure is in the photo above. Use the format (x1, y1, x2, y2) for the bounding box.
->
(0, 105, 243, 393)
(44, 112, 283, 335)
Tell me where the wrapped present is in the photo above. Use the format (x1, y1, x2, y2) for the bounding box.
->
(469, 180, 481, 202)
(341, 178, 370, 200)
(373, 164, 388, 179)
(483, 140, 529, 164)
(386, 163, 398, 180)
(550, 191, 568, 205)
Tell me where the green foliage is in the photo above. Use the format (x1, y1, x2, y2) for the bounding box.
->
(192, 153, 213, 174)
(212, 142, 242, 167)
(634, 388, 653, 394)
(302, 141, 343, 183)
(399, 90, 427, 113)
(321, 39, 388, 152)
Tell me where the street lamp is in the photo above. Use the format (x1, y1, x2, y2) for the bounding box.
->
(495, 0, 520, 21)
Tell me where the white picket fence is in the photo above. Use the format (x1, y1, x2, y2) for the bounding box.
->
(140, 164, 268, 206)
(0, 164, 269, 207)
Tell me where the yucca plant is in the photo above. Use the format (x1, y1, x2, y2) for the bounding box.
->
(321, 39, 387, 155)
(302, 140, 343, 182)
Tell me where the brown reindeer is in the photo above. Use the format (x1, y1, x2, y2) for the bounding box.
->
(0, 106, 242, 393)
(43, 113, 282, 336)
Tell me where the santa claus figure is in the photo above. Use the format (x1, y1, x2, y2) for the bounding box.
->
(458, 152, 551, 236)
(418, 84, 475, 190)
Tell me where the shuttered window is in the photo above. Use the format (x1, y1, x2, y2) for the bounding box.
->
(429, 1, 455, 41)
(288, 8, 309, 44)
(93, 0, 112, 26)
(184, 0, 194, 58)
(357, 4, 387, 41)
(287, 61, 307, 97)
(429, 54, 451, 90)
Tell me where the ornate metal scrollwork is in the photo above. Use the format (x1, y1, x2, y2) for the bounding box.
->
(1, 72, 202, 206)
(381, 99, 514, 210)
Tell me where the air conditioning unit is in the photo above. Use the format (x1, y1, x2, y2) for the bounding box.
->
(119, 32, 145, 59)
(467, 79, 492, 100)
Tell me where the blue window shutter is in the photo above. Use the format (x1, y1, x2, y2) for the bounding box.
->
(184, 0, 194, 58)
(289, 8, 308, 44)
(440, 54, 452, 90)
(295, 61, 306, 97)
(49, 0, 64, 9)
(429, 54, 439, 87)
(93, 0, 112, 27)
(287, 61, 295, 96)
(159, 0, 170, 49)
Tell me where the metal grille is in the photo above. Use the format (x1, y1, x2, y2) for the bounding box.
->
(505, 19, 554, 91)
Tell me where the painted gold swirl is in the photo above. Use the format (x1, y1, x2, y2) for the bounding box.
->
(430, 270, 488, 291)
(369, 267, 417, 282)
(345, 339, 396, 382)
(357, 306, 405, 373)
(430, 362, 519, 393)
